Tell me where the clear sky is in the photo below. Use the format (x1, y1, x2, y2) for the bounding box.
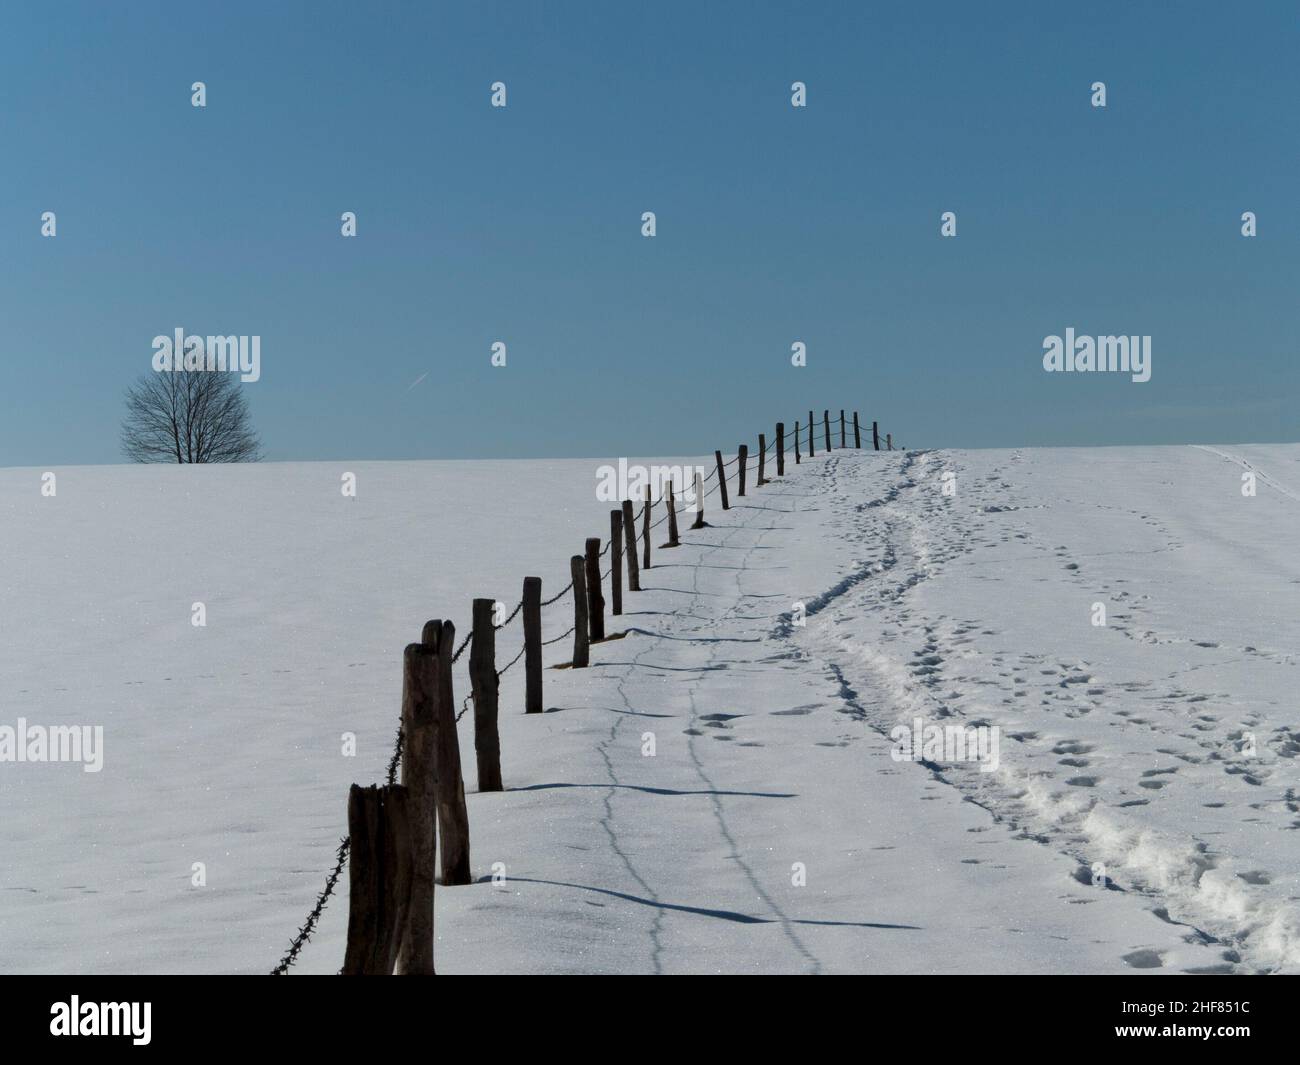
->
(2, 0, 1297, 466)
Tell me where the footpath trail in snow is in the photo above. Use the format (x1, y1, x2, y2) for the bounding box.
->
(794, 445, 1300, 974)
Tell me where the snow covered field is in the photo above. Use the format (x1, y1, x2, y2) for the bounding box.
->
(1, 444, 1297, 974)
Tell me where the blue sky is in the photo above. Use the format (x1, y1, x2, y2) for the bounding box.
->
(2, 1, 1297, 465)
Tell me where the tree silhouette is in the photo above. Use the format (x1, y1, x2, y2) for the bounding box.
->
(120, 369, 261, 463)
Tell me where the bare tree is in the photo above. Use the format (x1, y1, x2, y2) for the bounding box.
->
(120, 369, 262, 463)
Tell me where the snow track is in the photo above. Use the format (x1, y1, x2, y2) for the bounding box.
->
(793, 446, 1300, 973)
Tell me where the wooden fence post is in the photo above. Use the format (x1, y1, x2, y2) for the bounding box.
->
(421, 618, 471, 886)
(570, 556, 589, 667)
(776, 422, 785, 476)
(757, 434, 767, 485)
(609, 510, 623, 616)
(523, 577, 542, 714)
(622, 499, 640, 591)
(584, 538, 604, 641)
(795, 420, 801, 464)
(808, 411, 815, 457)
(887, 433, 892, 451)
(469, 599, 502, 793)
(824, 410, 832, 451)
(393, 641, 437, 975)
(714, 450, 730, 510)
(873, 420, 880, 450)
(691, 470, 707, 529)
(840, 410, 846, 448)
(853, 412, 861, 449)
(664, 480, 681, 547)
(344, 783, 413, 975)
(737, 444, 748, 497)
(641, 487, 651, 570)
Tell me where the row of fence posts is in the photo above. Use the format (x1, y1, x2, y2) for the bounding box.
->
(338, 407, 890, 973)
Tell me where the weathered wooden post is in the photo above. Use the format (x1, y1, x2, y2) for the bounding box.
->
(808, 411, 815, 457)
(421, 618, 471, 886)
(609, 510, 623, 616)
(707, 452, 728, 509)
(757, 434, 767, 485)
(795, 420, 801, 464)
(393, 641, 437, 975)
(621, 499, 640, 592)
(776, 422, 785, 476)
(873, 420, 880, 450)
(840, 410, 846, 448)
(664, 480, 681, 546)
(853, 411, 861, 449)
(641, 487, 651, 570)
(523, 576, 542, 713)
(691, 470, 708, 529)
(570, 555, 589, 667)
(584, 538, 604, 641)
(737, 444, 748, 497)
(887, 433, 893, 451)
(824, 410, 832, 451)
(469, 599, 502, 793)
(344, 783, 413, 975)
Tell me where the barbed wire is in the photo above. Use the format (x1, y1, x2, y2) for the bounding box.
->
(451, 630, 472, 663)
(542, 624, 576, 646)
(540, 582, 572, 607)
(498, 645, 525, 677)
(270, 835, 350, 975)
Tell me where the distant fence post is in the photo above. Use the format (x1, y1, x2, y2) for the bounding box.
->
(757, 434, 767, 485)
(795, 420, 801, 464)
(584, 538, 604, 641)
(621, 499, 640, 591)
(887, 433, 893, 451)
(808, 411, 815, 457)
(840, 410, 846, 448)
(714, 450, 730, 510)
(664, 480, 681, 547)
(523, 576, 542, 714)
(641, 487, 651, 571)
(393, 641, 437, 975)
(691, 470, 708, 529)
(824, 410, 831, 452)
(570, 555, 589, 667)
(343, 783, 413, 975)
(421, 618, 471, 886)
(609, 510, 623, 616)
(776, 422, 785, 476)
(853, 412, 861, 449)
(737, 444, 748, 497)
(470, 599, 502, 793)
(873, 420, 880, 450)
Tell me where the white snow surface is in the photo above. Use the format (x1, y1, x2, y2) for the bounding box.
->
(1, 444, 1297, 974)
